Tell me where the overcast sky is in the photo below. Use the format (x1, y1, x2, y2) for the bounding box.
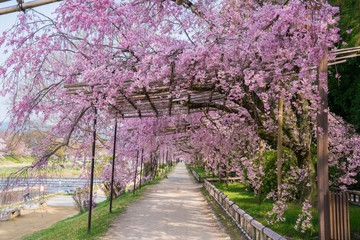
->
(0, 0, 60, 123)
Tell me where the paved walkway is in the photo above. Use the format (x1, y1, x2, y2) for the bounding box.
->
(102, 163, 227, 240)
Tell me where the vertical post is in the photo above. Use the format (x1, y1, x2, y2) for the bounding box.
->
(109, 118, 118, 213)
(88, 107, 97, 234)
(166, 148, 169, 173)
(277, 97, 283, 197)
(258, 139, 264, 205)
(317, 52, 330, 240)
(139, 148, 144, 189)
(133, 150, 139, 194)
(162, 148, 165, 175)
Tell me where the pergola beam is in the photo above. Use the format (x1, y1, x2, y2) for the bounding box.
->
(144, 88, 159, 117)
(0, 0, 62, 15)
(118, 89, 142, 118)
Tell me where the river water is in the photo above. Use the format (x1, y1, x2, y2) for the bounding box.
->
(0, 177, 102, 205)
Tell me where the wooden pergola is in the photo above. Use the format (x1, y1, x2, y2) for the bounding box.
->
(0, 0, 184, 15)
(1, 1, 360, 239)
(64, 78, 226, 233)
(0, 0, 62, 15)
(64, 81, 226, 118)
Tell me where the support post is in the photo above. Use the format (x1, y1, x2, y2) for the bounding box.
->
(277, 97, 283, 197)
(109, 118, 118, 213)
(258, 139, 264, 205)
(139, 148, 144, 189)
(317, 52, 330, 240)
(88, 107, 97, 234)
(166, 148, 169, 173)
(133, 150, 139, 194)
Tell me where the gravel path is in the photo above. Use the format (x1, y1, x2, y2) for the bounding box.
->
(102, 162, 228, 240)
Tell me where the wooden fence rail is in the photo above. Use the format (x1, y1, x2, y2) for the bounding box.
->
(329, 191, 351, 240)
(188, 166, 203, 182)
(204, 180, 286, 240)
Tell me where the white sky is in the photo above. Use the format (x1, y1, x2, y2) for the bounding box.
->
(0, 0, 60, 122)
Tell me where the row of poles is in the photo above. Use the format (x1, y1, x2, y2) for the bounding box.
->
(87, 111, 173, 234)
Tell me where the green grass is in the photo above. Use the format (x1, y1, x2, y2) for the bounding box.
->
(214, 182, 360, 240)
(1, 155, 34, 164)
(349, 205, 360, 235)
(190, 165, 216, 178)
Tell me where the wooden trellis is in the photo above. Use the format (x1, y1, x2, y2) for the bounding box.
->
(0, 0, 62, 15)
(64, 81, 226, 118)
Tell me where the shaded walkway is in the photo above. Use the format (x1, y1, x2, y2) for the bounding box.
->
(102, 163, 227, 240)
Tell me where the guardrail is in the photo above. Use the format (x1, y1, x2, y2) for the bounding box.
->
(348, 190, 360, 206)
(189, 167, 203, 182)
(204, 179, 286, 240)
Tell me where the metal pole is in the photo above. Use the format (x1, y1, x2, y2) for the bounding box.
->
(277, 97, 283, 197)
(109, 118, 118, 213)
(139, 148, 144, 189)
(317, 52, 330, 240)
(88, 107, 97, 234)
(258, 139, 264, 205)
(166, 148, 169, 167)
(133, 150, 139, 194)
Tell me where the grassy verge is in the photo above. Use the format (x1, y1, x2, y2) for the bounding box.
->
(1, 155, 34, 165)
(214, 182, 360, 240)
(20, 165, 177, 240)
(189, 165, 216, 179)
(0, 155, 82, 177)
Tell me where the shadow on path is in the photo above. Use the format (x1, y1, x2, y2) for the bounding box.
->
(102, 163, 227, 240)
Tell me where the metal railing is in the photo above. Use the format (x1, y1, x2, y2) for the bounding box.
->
(204, 180, 285, 240)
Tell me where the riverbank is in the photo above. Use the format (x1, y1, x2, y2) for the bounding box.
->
(0, 206, 78, 240)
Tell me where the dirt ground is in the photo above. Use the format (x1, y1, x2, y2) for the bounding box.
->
(102, 163, 229, 240)
(0, 206, 78, 240)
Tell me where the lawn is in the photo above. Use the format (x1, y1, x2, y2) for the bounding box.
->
(0, 155, 34, 166)
(213, 182, 360, 240)
(190, 166, 216, 178)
